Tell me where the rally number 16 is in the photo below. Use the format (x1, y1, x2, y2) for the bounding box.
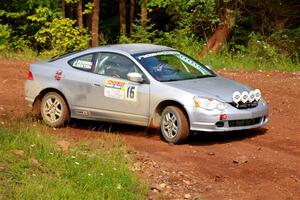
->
(127, 86, 136, 100)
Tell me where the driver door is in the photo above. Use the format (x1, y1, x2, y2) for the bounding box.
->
(87, 52, 150, 126)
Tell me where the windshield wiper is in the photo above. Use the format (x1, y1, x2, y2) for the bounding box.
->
(160, 79, 181, 82)
(160, 74, 215, 82)
(188, 74, 216, 79)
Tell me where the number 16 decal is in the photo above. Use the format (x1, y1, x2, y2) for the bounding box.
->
(126, 86, 138, 101)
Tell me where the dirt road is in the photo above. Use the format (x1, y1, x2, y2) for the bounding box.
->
(0, 59, 299, 199)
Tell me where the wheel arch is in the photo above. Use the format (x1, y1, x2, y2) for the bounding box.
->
(149, 100, 190, 129)
(32, 88, 71, 117)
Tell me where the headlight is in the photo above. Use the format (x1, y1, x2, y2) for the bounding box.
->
(193, 97, 226, 111)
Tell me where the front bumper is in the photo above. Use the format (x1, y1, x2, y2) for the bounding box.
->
(187, 101, 269, 132)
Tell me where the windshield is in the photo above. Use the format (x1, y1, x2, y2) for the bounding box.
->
(133, 51, 215, 82)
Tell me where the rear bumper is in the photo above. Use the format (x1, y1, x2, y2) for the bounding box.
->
(24, 80, 41, 107)
(25, 97, 34, 107)
(188, 101, 269, 132)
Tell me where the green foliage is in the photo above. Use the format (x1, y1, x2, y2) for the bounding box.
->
(0, 24, 12, 51)
(0, 10, 27, 19)
(155, 28, 204, 58)
(35, 18, 90, 54)
(27, 7, 56, 23)
(148, 0, 219, 30)
(0, 0, 300, 70)
(119, 20, 157, 44)
(83, 2, 94, 15)
(247, 33, 278, 59)
(201, 49, 300, 71)
(0, 121, 148, 199)
(26, 0, 61, 12)
(268, 27, 300, 61)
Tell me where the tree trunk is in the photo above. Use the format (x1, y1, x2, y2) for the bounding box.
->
(91, 0, 100, 47)
(199, 10, 235, 57)
(119, 0, 126, 35)
(61, 0, 66, 18)
(77, 0, 83, 27)
(141, 0, 147, 30)
(129, 0, 135, 34)
(69, 2, 75, 19)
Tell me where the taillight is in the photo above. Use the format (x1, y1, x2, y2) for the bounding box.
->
(27, 70, 34, 80)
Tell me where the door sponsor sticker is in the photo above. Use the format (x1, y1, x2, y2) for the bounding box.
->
(104, 79, 137, 101)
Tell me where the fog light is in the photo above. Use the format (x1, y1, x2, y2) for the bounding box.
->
(220, 114, 227, 120)
(215, 121, 224, 127)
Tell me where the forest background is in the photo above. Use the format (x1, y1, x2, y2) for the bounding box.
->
(1, 0, 300, 71)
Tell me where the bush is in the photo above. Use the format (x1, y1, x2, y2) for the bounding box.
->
(155, 28, 204, 58)
(268, 27, 300, 62)
(247, 33, 278, 60)
(119, 20, 157, 44)
(0, 24, 12, 51)
(35, 18, 90, 54)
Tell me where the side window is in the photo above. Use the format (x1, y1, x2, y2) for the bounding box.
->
(69, 54, 94, 71)
(93, 53, 142, 80)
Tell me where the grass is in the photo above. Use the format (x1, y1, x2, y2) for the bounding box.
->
(162, 41, 300, 72)
(1, 45, 300, 72)
(0, 48, 52, 61)
(200, 53, 300, 72)
(0, 120, 148, 200)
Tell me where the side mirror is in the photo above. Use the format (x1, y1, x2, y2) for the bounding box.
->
(127, 72, 143, 83)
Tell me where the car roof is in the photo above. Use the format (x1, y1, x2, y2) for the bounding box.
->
(87, 43, 175, 55)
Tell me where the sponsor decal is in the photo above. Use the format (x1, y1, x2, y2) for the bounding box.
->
(55, 70, 63, 80)
(138, 51, 179, 59)
(104, 79, 137, 101)
(73, 60, 93, 69)
(137, 51, 204, 73)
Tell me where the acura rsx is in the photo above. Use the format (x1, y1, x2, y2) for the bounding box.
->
(25, 44, 269, 143)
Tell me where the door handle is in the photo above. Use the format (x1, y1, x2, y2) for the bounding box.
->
(93, 83, 102, 87)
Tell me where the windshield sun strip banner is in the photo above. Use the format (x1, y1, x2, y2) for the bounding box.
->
(137, 51, 180, 59)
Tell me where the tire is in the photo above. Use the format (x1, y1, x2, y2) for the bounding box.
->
(40, 92, 70, 128)
(160, 106, 189, 144)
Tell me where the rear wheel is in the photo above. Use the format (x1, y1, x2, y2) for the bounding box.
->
(160, 106, 189, 144)
(41, 92, 70, 127)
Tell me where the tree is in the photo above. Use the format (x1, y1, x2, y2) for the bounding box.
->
(141, 0, 147, 30)
(61, 0, 66, 18)
(91, 0, 100, 47)
(130, 0, 136, 34)
(199, 0, 239, 57)
(119, 0, 126, 35)
(77, 0, 83, 27)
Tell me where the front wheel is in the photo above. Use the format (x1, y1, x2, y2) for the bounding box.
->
(41, 92, 70, 127)
(160, 106, 189, 144)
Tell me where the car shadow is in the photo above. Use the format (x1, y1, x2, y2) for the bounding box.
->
(188, 128, 267, 146)
(68, 118, 159, 138)
(68, 118, 268, 145)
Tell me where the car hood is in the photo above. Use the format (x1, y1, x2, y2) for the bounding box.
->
(163, 76, 252, 102)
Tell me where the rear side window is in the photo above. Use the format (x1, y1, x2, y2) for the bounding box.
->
(69, 54, 94, 71)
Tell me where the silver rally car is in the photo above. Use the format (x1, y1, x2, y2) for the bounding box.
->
(25, 44, 269, 143)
